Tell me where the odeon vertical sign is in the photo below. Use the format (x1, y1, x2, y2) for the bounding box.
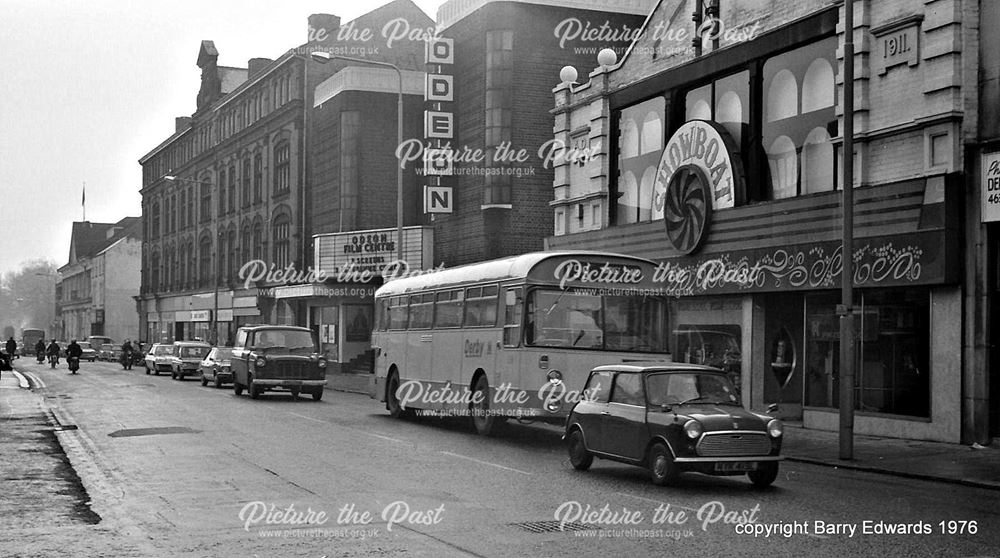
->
(423, 36, 454, 214)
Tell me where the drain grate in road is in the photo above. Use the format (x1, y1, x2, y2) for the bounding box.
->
(511, 521, 594, 533)
(108, 426, 200, 438)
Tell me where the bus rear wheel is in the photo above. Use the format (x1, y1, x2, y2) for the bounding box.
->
(471, 375, 502, 436)
(386, 370, 411, 418)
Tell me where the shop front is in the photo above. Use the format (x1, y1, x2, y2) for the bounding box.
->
(139, 288, 260, 347)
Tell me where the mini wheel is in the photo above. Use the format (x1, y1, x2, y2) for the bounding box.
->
(567, 430, 593, 471)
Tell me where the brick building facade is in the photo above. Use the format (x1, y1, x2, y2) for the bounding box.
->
(137, 1, 429, 347)
(547, 0, 994, 443)
(427, 0, 654, 266)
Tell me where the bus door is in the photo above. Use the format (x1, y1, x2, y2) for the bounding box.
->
(405, 294, 437, 407)
(432, 288, 468, 405)
(459, 285, 501, 403)
(497, 286, 524, 404)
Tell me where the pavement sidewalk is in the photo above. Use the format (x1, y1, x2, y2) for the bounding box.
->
(323, 371, 1000, 491)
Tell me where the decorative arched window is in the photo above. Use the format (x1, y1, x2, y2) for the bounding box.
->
(252, 221, 264, 261)
(227, 226, 237, 285)
(802, 59, 835, 113)
(151, 201, 161, 239)
(766, 70, 798, 122)
(253, 153, 263, 203)
(242, 223, 252, 264)
(620, 119, 639, 159)
(274, 142, 290, 193)
(272, 214, 291, 269)
(218, 168, 227, 216)
(767, 136, 797, 199)
(199, 235, 212, 286)
(616, 171, 639, 225)
(227, 164, 236, 212)
(242, 158, 251, 207)
(640, 112, 662, 155)
(150, 252, 161, 292)
(802, 127, 834, 194)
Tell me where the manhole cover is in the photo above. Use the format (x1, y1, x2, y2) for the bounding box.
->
(108, 426, 200, 438)
(511, 521, 593, 533)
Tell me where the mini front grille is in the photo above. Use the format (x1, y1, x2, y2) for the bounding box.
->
(696, 432, 771, 457)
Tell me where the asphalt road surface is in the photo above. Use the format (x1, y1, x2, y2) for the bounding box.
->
(3, 359, 998, 558)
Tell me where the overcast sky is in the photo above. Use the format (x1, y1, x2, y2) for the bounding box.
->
(0, 0, 445, 278)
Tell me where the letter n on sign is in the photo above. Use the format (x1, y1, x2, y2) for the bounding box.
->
(424, 186, 453, 213)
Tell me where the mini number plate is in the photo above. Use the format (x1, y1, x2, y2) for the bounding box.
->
(715, 462, 758, 472)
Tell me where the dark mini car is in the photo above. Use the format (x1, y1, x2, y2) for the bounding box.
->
(564, 364, 783, 487)
(200, 347, 234, 388)
(231, 325, 327, 400)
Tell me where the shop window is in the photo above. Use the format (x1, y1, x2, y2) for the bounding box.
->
(673, 324, 742, 394)
(804, 289, 929, 417)
(615, 96, 664, 224)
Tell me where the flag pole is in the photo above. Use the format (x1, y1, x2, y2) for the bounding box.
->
(82, 181, 87, 221)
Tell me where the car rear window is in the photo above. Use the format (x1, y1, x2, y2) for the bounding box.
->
(180, 346, 210, 358)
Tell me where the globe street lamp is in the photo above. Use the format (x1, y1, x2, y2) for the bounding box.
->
(309, 51, 405, 264)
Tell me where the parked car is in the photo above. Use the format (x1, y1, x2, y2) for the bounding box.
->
(170, 341, 212, 381)
(144, 343, 174, 375)
(77, 342, 98, 362)
(199, 347, 234, 388)
(564, 363, 783, 487)
(231, 325, 327, 400)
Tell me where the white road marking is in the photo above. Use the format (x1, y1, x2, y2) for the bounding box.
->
(287, 412, 327, 424)
(439, 451, 532, 476)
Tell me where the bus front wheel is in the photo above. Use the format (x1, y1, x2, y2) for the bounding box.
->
(471, 375, 501, 436)
(386, 370, 411, 418)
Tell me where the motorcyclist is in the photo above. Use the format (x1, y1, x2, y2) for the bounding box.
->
(46, 340, 61, 366)
(35, 339, 46, 362)
(121, 339, 134, 369)
(6, 336, 17, 360)
(66, 339, 83, 373)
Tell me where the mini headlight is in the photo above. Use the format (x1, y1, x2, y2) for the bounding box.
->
(318, 359, 327, 368)
(546, 369, 563, 382)
(767, 419, 783, 438)
(254, 356, 267, 367)
(683, 419, 703, 439)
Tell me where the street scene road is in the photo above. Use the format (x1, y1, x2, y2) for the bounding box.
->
(2, 359, 998, 557)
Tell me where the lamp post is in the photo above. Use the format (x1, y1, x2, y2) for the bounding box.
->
(309, 51, 405, 264)
(165, 175, 220, 345)
(839, 0, 857, 460)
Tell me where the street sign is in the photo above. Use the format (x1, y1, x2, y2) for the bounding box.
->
(982, 151, 1000, 222)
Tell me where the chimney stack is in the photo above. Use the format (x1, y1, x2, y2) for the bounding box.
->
(308, 14, 340, 46)
(248, 58, 273, 78)
(175, 116, 192, 133)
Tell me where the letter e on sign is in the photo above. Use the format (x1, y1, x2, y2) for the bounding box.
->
(426, 37, 454, 65)
(424, 186, 453, 213)
(425, 111, 453, 139)
(426, 75, 453, 102)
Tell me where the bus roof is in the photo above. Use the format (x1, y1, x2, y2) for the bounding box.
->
(375, 251, 658, 298)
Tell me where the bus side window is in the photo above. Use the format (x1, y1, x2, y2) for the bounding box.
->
(502, 287, 523, 347)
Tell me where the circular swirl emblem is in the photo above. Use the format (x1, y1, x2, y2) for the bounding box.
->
(663, 164, 712, 254)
